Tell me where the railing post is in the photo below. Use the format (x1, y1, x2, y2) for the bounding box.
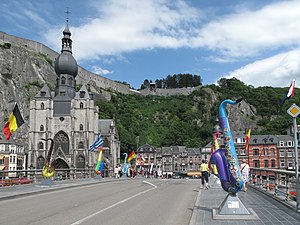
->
(266, 171, 270, 191)
(259, 172, 263, 189)
(286, 174, 291, 201)
(274, 172, 279, 196)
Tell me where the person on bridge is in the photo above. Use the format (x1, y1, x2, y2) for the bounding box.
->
(200, 159, 209, 189)
(114, 166, 120, 179)
(241, 159, 250, 192)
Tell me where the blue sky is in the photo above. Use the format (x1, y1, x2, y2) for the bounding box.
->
(1, 0, 299, 89)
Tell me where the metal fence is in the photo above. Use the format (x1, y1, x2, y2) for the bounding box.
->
(250, 167, 299, 210)
(0, 168, 98, 186)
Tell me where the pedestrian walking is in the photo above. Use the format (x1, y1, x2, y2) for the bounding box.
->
(241, 159, 250, 191)
(200, 159, 209, 189)
(114, 166, 120, 178)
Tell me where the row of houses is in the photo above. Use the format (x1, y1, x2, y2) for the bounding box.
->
(1, 126, 299, 178)
(133, 127, 300, 177)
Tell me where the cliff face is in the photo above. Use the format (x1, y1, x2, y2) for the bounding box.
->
(0, 44, 56, 145)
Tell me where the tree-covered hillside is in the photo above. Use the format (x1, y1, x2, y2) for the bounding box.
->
(96, 78, 300, 152)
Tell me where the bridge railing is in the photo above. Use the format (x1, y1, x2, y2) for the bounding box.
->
(250, 168, 299, 209)
(0, 168, 98, 186)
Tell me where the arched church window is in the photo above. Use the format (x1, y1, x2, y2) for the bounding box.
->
(80, 102, 84, 109)
(38, 142, 44, 149)
(37, 156, 45, 169)
(54, 131, 69, 155)
(40, 124, 44, 131)
(76, 155, 85, 168)
(79, 124, 83, 131)
(41, 103, 44, 110)
(78, 141, 84, 149)
(61, 76, 66, 85)
(68, 77, 73, 86)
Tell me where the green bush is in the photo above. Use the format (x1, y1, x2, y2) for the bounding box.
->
(2, 42, 11, 49)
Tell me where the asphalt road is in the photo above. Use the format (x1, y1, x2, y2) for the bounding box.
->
(0, 178, 200, 225)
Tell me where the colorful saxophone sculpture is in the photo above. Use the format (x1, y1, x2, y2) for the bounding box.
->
(122, 153, 129, 174)
(42, 138, 56, 178)
(95, 147, 104, 175)
(210, 99, 244, 194)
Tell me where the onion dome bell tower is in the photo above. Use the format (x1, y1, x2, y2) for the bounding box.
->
(53, 16, 78, 116)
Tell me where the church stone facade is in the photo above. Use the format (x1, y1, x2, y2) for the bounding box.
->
(27, 20, 120, 176)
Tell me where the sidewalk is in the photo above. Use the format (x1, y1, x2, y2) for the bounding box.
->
(190, 177, 300, 225)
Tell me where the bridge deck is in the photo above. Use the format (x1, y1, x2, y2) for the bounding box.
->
(0, 177, 300, 224)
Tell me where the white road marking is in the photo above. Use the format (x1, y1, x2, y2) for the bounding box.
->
(70, 181, 157, 225)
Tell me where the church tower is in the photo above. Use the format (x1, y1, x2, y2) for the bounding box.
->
(27, 17, 114, 177)
(53, 17, 77, 116)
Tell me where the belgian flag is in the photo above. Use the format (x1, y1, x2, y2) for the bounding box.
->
(3, 104, 25, 140)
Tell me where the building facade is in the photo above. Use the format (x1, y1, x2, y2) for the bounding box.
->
(0, 137, 25, 178)
(136, 144, 201, 177)
(134, 130, 300, 178)
(27, 20, 120, 177)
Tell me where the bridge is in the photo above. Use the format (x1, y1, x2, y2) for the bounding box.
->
(0, 169, 300, 225)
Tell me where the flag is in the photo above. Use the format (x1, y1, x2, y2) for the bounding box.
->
(127, 150, 136, 163)
(245, 128, 252, 151)
(280, 79, 295, 107)
(89, 133, 104, 151)
(3, 104, 25, 140)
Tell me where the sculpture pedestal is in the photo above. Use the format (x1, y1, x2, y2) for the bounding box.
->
(40, 179, 54, 186)
(212, 193, 258, 220)
(94, 174, 103, 180)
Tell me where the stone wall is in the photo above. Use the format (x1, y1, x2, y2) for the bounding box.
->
(139, 86, 201, 96)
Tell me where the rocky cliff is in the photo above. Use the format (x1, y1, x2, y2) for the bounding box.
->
(0, 43, 56, 145)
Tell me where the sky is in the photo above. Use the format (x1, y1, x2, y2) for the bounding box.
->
(1, 0, 299, 89)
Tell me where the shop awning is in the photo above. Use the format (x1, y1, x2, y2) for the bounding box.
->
(0, 166, 5, 170)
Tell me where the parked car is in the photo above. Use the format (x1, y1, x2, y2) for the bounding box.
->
(172, 172, 183, 179)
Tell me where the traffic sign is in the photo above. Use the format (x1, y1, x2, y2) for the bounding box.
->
(287, 104, 300, 118)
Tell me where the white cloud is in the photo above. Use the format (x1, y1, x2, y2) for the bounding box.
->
(44, 1, 300, 62)
(221, 49, 300, 87)
(44, 0, 201, 60)
(193, 0, 300, 61)
(91, 65, 112, 75)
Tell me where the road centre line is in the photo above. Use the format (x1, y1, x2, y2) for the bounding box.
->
(70, 180, 157, 225)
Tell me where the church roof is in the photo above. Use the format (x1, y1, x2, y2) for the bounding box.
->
(34, 84, 52, 98)
(99, 119, 114, 134)
(74, 85, 90, 99)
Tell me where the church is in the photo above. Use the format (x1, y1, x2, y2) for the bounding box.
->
(27, 18, 120, 177)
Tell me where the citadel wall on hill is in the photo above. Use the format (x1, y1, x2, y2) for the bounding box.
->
(0, 31, 199, 96)
(0, 31, 131, 94)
